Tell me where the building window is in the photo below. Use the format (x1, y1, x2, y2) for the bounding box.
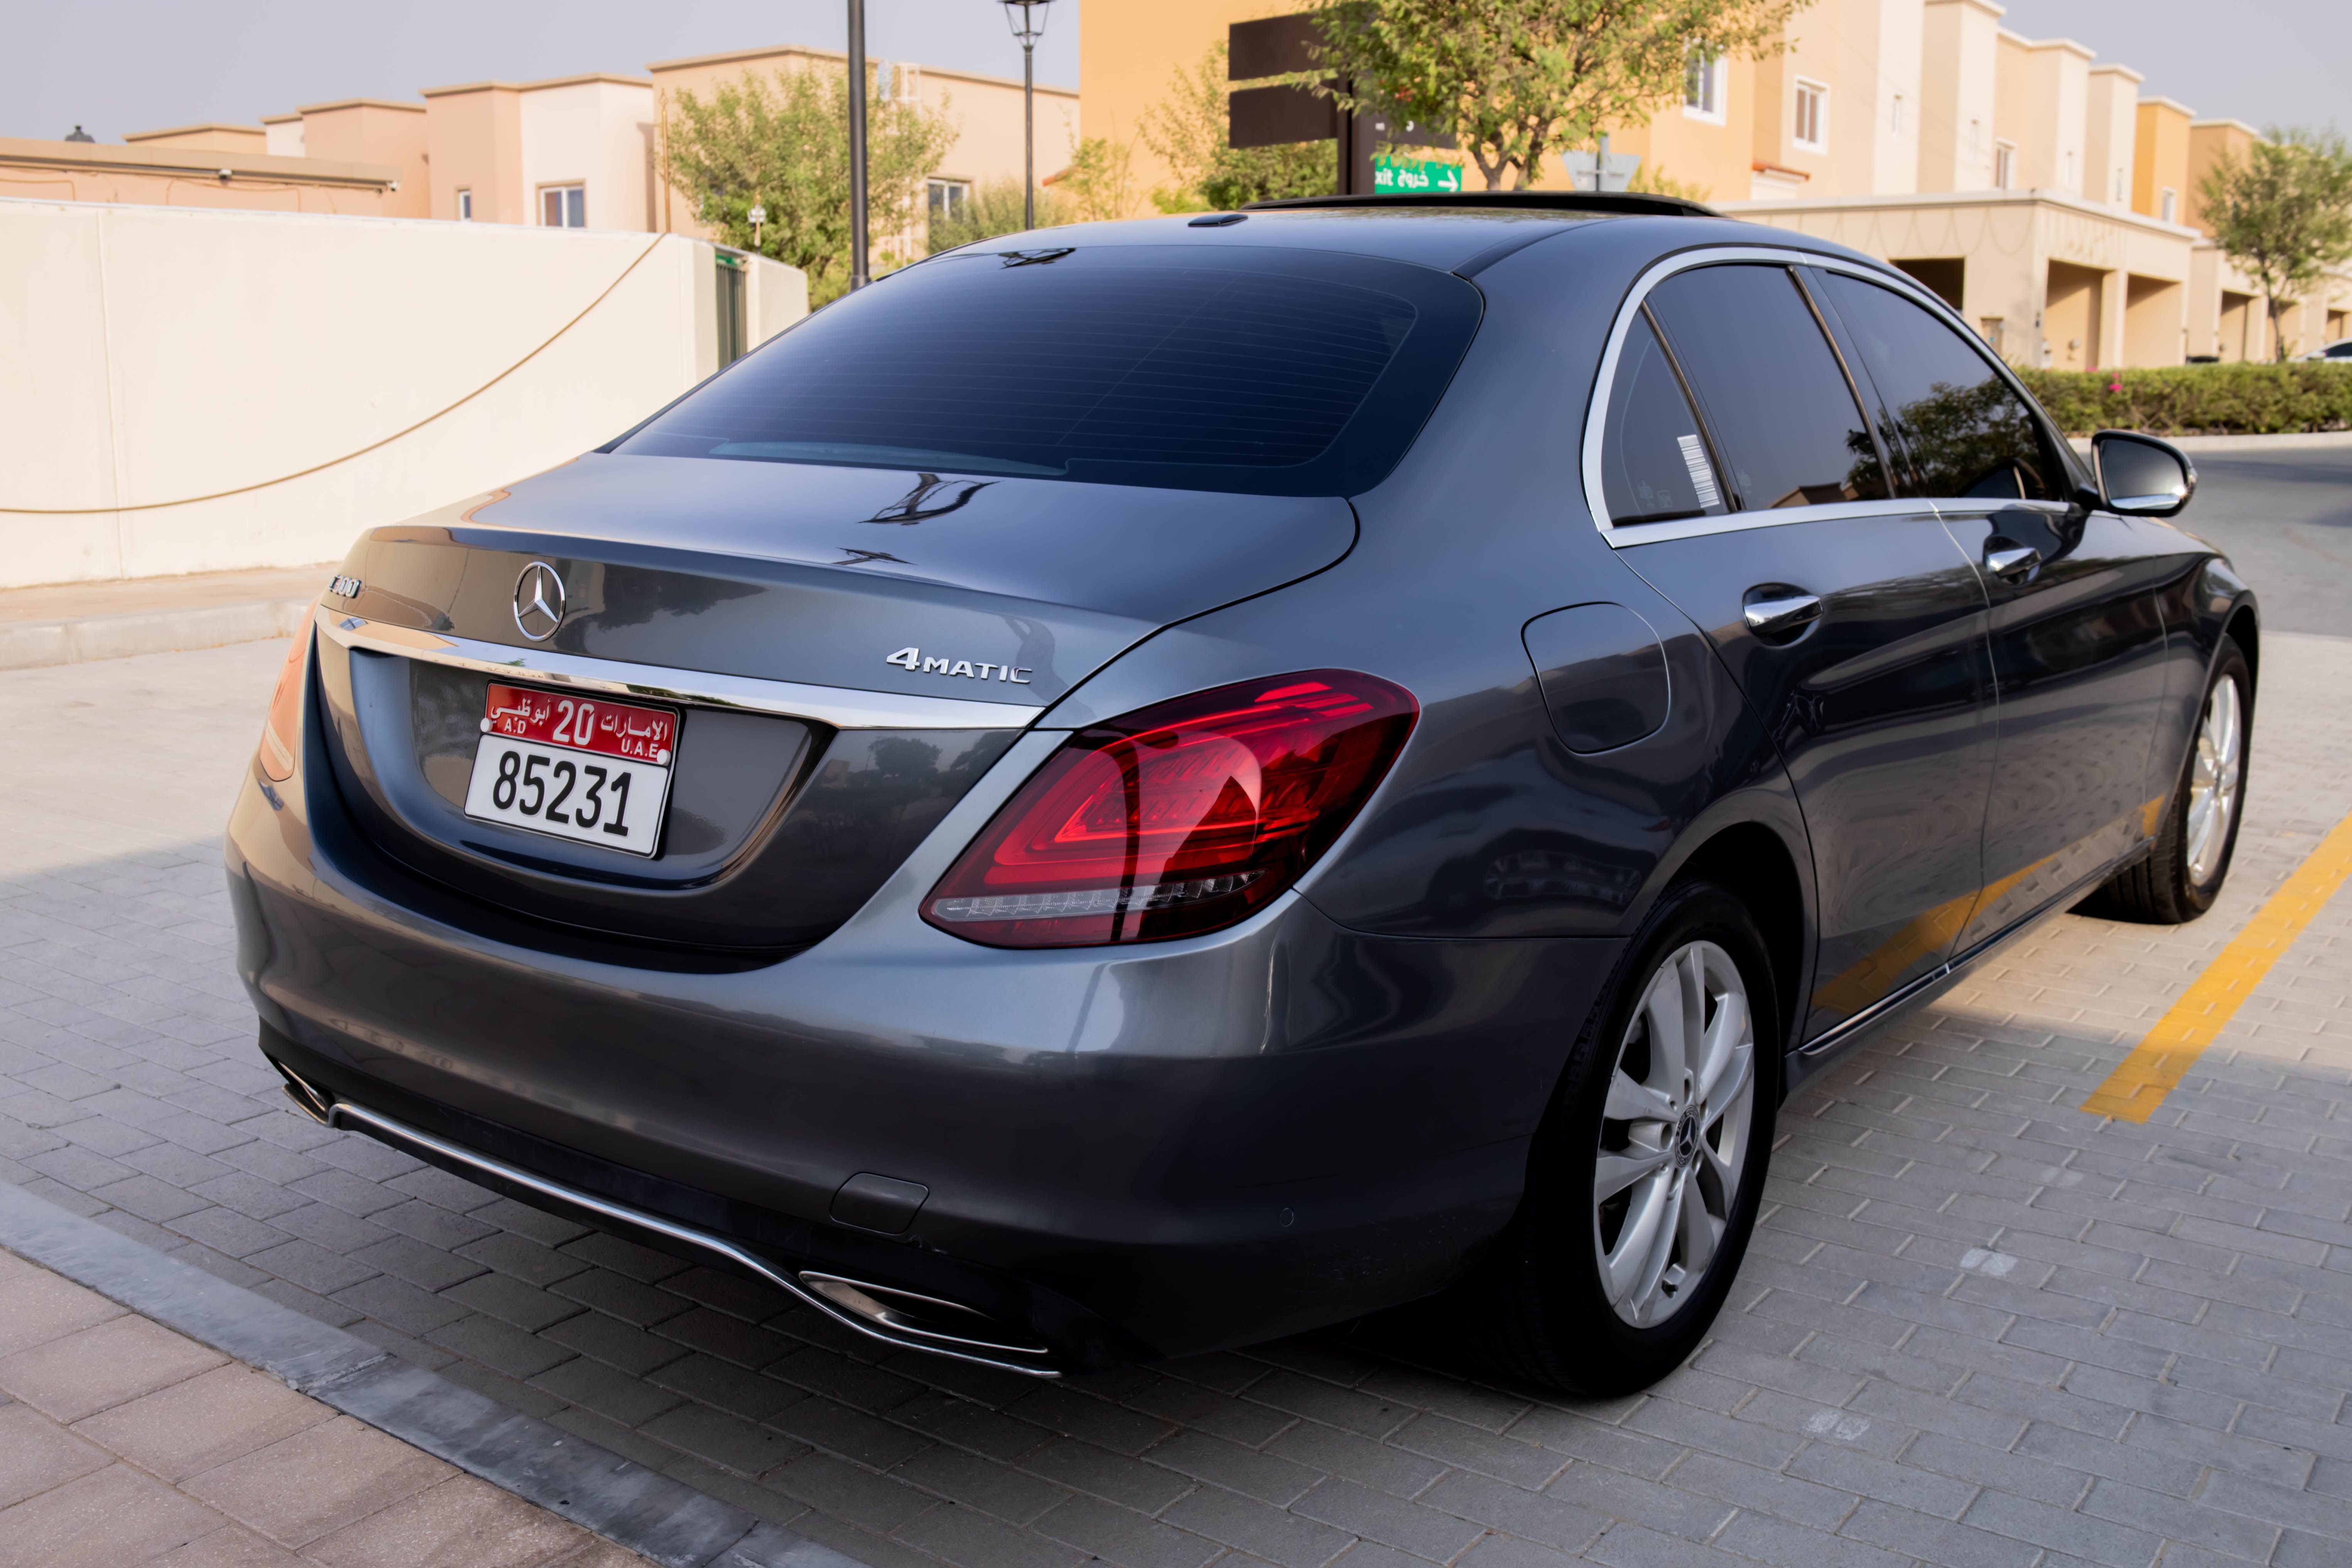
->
(927, 178, 971, 226)
(540, 185, 585, 229)
(456, 189, 473, 221)
(1683, 48, 1725, 121)
(1890, 94, 1905, 137)
(1993, 140, 2016, 190)
(1793, 79, 1827, 151)
(2160, 186, 2178, 224)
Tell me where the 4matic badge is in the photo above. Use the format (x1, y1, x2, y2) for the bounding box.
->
(885, 647, 1032, 684)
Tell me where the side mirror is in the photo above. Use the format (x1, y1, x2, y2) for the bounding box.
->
(2092, 430, 2196, 518)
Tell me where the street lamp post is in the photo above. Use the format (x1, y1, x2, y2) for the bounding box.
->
(999, 0, 1050, 230)
(848, 0, 870, 288)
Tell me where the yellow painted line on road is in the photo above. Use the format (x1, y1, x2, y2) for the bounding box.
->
(2082, 812, 2352, 1122)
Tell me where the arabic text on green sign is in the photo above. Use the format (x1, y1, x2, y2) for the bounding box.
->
(1373, 157, 1463, 195)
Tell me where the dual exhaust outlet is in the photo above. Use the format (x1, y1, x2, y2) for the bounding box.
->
(270, 1062, 1057, 1375)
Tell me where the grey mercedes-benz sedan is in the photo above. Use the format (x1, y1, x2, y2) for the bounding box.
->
(228, 192, 2254, 1394)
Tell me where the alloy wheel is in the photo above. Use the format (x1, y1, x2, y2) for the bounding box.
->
(1593, 939, 1756, 1328)
(2186, 674, 2243, 889)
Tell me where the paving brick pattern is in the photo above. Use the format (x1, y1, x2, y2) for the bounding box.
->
(0, 1243, 640, 1566)
(3, 631, 2351, 1568)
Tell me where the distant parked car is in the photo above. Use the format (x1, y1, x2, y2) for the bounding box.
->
(228, 191, 2259, 1395)
(2297, 339, 2352, 361)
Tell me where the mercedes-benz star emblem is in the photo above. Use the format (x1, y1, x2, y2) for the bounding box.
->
(513, 561, 566, 642)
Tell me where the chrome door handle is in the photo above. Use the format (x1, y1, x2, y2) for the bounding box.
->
(1984, 542, 2042, 583)
(1742, 587, 1823, 640)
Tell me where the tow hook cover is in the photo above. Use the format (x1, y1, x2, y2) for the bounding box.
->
(830, 1173, 931, 1234)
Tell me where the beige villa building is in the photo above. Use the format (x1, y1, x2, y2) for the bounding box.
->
(0, 45, 1075, 255)
(1086, 0, 2351, 366)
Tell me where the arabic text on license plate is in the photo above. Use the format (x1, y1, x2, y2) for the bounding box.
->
(461, 684, 678, 856)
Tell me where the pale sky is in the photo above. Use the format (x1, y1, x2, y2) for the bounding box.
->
(1, 0, 1083, 145)
(0, 0, 2336, 149)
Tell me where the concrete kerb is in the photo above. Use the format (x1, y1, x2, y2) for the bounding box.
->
(0, 1176, 868, 1568)
(0, 595, 314, 671)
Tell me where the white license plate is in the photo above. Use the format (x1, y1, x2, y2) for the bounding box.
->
(461, 685, 678, 855)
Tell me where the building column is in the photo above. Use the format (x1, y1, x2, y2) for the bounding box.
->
(2097, 268, 2127, 371)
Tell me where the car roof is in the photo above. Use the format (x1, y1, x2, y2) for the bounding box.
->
(930, 203, 1888, 281)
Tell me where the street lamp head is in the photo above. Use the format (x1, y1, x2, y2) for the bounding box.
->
(1000, 0, 1050, 48)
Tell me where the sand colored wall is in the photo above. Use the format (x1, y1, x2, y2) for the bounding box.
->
(0, 138, 399, 216)
(2132, 98, 2192, 221)
(1993, 33, 2089, 194)
(1750, 0, 1921, 202)
(297, 100, 429, 217)
(1919, 0, 2002, 192)
(515, 76, 656, 231)
(1081, 0, 1260, 215)
(2084, 66, 2138, 207)
(0, 199, 804, 587)
(422, 83, 525, 223)
(123, 125, 269, 155)
(2124, 273, 2183, 365)
(2186, 119, 2258, 237)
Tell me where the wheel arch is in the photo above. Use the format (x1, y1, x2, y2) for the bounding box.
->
(1627, 787, 1817, 1076)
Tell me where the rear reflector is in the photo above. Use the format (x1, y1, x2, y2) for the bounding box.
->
(922, 669, 1416, 948)
(258, 619, 313, 782)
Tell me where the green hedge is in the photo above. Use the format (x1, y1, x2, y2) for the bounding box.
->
(2014, 362, 2352, 436)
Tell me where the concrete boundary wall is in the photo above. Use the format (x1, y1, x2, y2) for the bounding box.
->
(0, 197, 806, 589)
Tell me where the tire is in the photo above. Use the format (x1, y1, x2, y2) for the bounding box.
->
(2090, 637, 2251, 924)
(1484, 880, 1780, 1396)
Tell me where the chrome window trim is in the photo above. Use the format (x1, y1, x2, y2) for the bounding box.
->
(315, 606, 1045, 732)
(1580, 245, 2033, 547)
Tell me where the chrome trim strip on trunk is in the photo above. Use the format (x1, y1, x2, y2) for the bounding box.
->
(315, 607, 1046, 732)
(322, 1097, 1060, 1377)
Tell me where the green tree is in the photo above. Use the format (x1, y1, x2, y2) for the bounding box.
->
(2198, 127, 2352, 360)
(926, 177, 1065, 254)
(1051, 135, 1141, 222)
(659, 65, 958, 305)
(1141, 44, 1337, 212)
(1309, 0, 1805, 192)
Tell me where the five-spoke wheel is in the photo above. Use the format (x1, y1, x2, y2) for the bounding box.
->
(1595, 940, 1756, 1328)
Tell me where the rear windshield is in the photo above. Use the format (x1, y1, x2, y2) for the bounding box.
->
(614, 244, 1484, 497)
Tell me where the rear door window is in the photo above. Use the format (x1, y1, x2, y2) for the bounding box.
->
(1814, 272, 2064, 502)
(1599, 311, 1730, 527)
(1644, 264, 1889, 512)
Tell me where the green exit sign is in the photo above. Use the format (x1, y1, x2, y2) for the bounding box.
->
(1373, 157, 1464, 195)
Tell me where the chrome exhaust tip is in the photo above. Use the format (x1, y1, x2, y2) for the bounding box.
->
(270, 1059, 334, 1124)
(313, 1093, 1063, 1376)
(798, 1272, 1053, 1361)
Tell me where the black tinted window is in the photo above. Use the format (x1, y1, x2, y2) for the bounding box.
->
(1645, 265, 1888, 511)
(1600, 312, 1729, 526)
(615, 246, 1482, 497)
(1817, 273, 2062, 502)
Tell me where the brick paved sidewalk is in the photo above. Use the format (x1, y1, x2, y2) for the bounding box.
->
(0, 1243, 640, 1567)
(4, 632, 2352, 1568)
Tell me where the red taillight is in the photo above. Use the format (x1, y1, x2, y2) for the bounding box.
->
(258, 622, 312, 782)
(922, 670, 1418, 948)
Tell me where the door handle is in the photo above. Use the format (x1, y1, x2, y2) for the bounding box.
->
(1742, 586, 1823, 641)
(1984, 541, 2042, 583)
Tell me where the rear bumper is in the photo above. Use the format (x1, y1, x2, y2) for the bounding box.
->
(226, 705, 1620, 1368)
